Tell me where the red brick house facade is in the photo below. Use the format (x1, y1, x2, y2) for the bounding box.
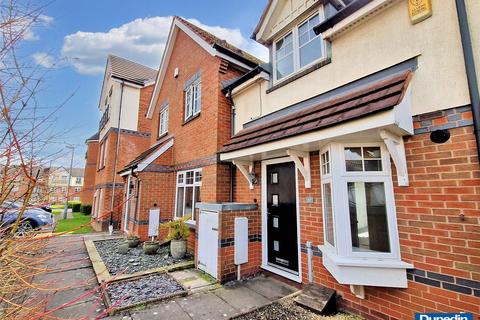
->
(81, 133, 99, 206)
(84, 55, 156, 231)
(119, 17, 262, 246)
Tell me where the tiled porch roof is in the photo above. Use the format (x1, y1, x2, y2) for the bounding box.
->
(119, 136, 173, 173)
(220, 70, 412, 153)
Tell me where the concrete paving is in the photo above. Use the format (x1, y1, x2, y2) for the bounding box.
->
(36, 234, 298, 320)
(122, 275, 298, 320)
(33, 233, 108, 319)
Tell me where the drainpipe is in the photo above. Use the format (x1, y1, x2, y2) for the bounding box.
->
(306, 241, 313, 283)
(109, 81, 125, 233)
(455, 0, 480, 160)
(227, 88, 236, 202)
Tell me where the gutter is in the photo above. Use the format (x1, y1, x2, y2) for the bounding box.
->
(313, 0, 373, 35)
(455, 0, 480, 160)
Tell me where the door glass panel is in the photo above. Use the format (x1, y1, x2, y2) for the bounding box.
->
(323, 182, 334, 246)
(348, 182, 390, 253)
(176, 187, 184, 218)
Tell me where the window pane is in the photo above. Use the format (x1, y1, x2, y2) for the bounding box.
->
(363, 147, 381, 159)
(195, 171, 202, 183)
(176, 187, 184, 218)
(276, 33, 294, 80)
(345, 147, 363, 171)
(365, 160, 382, 171)
(193, 186, 201, 221)
(184, 186, 193, 218)
(300, 37, 322, 68)
(348, 182, 390, 253)
(276, 54, 294, 80)
(178, 174, 184, 184)
(323, 183, 334, 246)
(186, 171, 194, 184)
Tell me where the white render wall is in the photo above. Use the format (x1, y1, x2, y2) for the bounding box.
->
(233, 0, 479, 133)
(99, 80, 141, 140)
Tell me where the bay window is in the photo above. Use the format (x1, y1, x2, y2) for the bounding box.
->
(273, 10, 326, 82)
(319, 143, 412, 288)
(175, 169, 202, 222)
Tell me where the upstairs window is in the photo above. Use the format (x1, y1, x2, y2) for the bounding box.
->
(273, 10, 326, 82)
(158, 106, 169, 137)
(184, 79, 201, 121)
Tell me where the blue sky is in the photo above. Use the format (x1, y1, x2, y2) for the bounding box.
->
(22, 0, 269, 168)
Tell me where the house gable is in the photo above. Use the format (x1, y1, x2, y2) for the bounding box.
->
(146, 17, 260, 119)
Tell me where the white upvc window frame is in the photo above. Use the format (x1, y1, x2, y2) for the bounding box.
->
(272, 8, 327, 84)
(184, 79, 202, 121)
(174, 168, 202, 223)
(159, 105, 169, 137)
(321, 142, 401, 262)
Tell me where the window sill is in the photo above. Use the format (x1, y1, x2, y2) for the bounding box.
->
(157, 132, 168, 141)
(267, 58, 331, 94)
(185, 219, 196, 230)
(319, 245, 413, 288)
(182, 113, 201, 126)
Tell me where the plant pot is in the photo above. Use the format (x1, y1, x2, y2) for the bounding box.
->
(143, 241, 160, 255)
(126, 236, 140, 248)
(117, 242, 129, 254)
(170, 239, 187, 259)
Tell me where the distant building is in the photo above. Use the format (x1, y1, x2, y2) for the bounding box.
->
(47, 167, 84, 204)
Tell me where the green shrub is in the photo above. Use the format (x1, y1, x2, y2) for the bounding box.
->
(72, 203, 81, 212)
(164, 215, 190, 241)
(80, 204, 92, 215)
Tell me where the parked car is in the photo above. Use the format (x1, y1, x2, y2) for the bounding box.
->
(0, 201, 54, 235)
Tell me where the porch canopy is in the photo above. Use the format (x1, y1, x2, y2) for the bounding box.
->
(220, 66, 415, 188)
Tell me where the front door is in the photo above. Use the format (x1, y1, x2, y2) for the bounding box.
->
(266, 161, 299, 273)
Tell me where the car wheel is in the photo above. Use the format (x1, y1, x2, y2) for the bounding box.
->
(15, 220, 34, 237)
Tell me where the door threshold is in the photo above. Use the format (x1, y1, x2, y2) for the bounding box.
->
(262, 264, 302, 283)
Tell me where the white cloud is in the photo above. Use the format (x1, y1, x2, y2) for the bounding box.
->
(23, 15, 54, 41)
(32, 52, 54, 68)
(61, 16, 268, 75)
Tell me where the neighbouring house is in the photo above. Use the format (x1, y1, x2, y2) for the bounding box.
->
(85, 55, 157, 232)
(5, 166, 50, 205)
(118, 16, 263, 248)
(202, 0, 479, 319)
(46, 167, 85, 204)
(80, 133, 99, 206)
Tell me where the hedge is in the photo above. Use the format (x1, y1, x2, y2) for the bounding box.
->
(72, 203, 81, 212)
(80, 204, 92, 215)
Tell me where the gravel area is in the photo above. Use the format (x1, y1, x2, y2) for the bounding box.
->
(106, 273, 185, 308)
(233, 300, 361, 320)
(94, 239, 191, 275)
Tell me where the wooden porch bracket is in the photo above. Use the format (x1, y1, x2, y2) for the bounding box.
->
(379, 129, 409, 186)
(286, 150, 311, 188)
(233, 160, 256, 189)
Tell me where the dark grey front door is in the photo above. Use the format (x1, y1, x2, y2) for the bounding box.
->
(266, 161, 298, 273)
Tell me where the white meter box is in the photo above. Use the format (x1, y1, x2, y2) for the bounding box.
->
(234, 217, 248, 265)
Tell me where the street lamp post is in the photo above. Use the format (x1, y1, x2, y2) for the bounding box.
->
(62, 145, 75, 220)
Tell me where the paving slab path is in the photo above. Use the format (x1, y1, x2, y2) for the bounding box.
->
(34, 233, 298, 320)
(33, 233, 109, 319)
(112, 276, 298, 320)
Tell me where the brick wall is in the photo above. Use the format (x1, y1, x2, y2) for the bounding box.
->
(217, 208, 262, 282)
(123, 28, 249, 239)
(230, 106, 480, 318)
(81, 140, 98, 205)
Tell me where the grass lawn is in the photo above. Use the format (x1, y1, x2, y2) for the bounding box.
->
(55, 212, 94, 234)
